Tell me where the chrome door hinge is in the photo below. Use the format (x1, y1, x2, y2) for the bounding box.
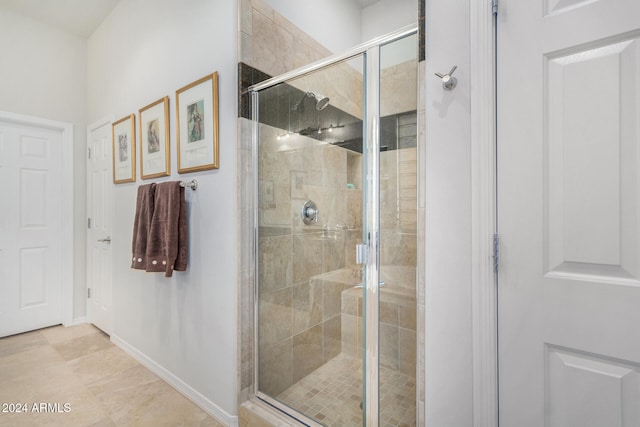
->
(87, 288, 91, 299)
(492, 0, 498, 15)
(88, 147, 92, 159)
(88, 218, 92, 229)
(493, 233, 499, 273)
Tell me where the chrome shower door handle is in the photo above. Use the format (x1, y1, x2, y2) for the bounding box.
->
(356, 243, 368, 265)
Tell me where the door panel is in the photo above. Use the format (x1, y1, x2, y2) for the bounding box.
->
(545, 36, 640, 284)
(0, 121, 63, 337)
(498, 0, 640, 424)
(20, 247, 48, 307)
(87, 122, 113, 334)
(545, 345, 640, 427)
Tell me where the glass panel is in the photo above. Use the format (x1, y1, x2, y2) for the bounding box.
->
(256, 54, 367, 426)
(378, 33, 418, 426)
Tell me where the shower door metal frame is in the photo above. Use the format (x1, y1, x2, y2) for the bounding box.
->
(249, 24, 417, 427)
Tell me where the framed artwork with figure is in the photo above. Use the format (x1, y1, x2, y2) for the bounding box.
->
(112, 114, 136, 183)
(176, 72, 219, 173)
(139, 96, 170, 179)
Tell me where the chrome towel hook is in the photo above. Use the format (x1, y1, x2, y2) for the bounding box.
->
(435, 65, 458, 91)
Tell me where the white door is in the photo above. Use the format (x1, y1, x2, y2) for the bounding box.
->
(86, 121, 112, 335)
(0, 120, 63, 337)
(497, 0, 640, 425)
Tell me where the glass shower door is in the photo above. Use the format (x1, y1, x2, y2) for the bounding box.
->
(252, 27, 418, 427)
(377, 33, 419, 426)
(255, 54, 368, 426)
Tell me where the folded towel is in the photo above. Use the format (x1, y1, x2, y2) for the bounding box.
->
(145, 181, 188, 277)
(131, 183, 156, 270)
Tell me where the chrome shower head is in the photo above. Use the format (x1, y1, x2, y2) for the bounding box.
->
(292, 91, 330, 112)
(314, 94, 330, 111)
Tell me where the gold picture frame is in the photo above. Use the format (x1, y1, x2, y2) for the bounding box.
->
(176, 72, 219, 173)
(112, 114, 136, 183)
(139, 96, 170, 179)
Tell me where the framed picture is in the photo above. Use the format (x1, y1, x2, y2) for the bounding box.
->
(112, 114, 136, 183)
(139, 96, 170, 179)
(176, 72, 219, 173)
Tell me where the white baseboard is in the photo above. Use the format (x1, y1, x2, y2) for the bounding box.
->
(110, 334, 238, 427)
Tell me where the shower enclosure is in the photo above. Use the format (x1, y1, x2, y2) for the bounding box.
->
(250, 27, 418, 426)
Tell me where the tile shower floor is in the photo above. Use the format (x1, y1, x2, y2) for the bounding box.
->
(276, 353, 416, 427)
(0, 324, 223, 427)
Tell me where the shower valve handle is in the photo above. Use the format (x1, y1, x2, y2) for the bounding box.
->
(304, 206, 318, 219)
(435, 65, 458, 91)
(301, 200, 319, 225)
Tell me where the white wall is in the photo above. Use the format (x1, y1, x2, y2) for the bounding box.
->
(263, 0, 362, 53)
(87, 0, 238, 420)
(361, 0, 416, 42)
(0, 8, 87, 321)
(363, 0, 416, 68)
(424, 0, 474, 424)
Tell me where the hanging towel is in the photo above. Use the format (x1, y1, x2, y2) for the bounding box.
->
(131, 183, 156, 270)
(145, 181, 188, 277)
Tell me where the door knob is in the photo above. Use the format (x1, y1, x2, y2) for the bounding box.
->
(435, 65, 458, 91)
(98, 237, 111, 243)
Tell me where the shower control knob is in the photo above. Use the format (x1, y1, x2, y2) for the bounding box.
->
(301, 200, 319, 225)
(435, 65, 458, 91)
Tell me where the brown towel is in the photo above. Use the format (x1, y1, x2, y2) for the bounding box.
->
(131, 183, 156, 270)
(145, 181, 188, 277)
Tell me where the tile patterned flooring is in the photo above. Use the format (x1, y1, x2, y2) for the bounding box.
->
(0, 324, 224, 427)
(276, 353, 416, 427)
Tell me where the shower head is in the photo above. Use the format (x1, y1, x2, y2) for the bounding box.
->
(292, 91, 330, 112)
(314, 94, 330, 111)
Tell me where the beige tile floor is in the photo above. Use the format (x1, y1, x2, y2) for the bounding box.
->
(0, 324, 225, 427)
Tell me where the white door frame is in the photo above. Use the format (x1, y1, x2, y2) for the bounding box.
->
(469, 3, 499, 427)
(0, 110, 74, 327)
